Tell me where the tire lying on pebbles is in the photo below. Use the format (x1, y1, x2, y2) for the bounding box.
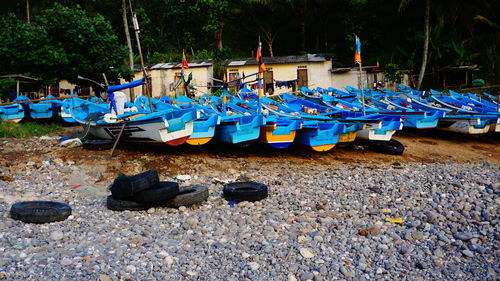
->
(223, 181, 268, 202)
(10, 201, 72, 223)
(82, 139, 114, 150)
(163, 184, 209, 208)
(109, 170, 160, 200)
(369, 139, 404, 155)
(133, 181, 180, 203)
(106, 195, 153, 211)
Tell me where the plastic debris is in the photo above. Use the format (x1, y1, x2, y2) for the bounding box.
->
(479, 163, 494, 167)
(176, 175, 192, 181)
(228, 201, 237, 207)
(59, 136, 72, 141)
(290, 205, 300, 211)
(385, 218, 403, 224)
(70, 184, 82, 190)
(60, 138, 82, 148)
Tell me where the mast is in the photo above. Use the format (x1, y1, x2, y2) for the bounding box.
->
(130, 1, 154, 112)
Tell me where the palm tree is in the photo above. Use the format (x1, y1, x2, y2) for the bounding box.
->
(400, 0, 430, 90)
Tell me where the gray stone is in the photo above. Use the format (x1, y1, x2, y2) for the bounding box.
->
(453, 232, 473, 241)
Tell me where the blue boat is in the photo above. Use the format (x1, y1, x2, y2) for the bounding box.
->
(70, 79, 197, 144)
(134, 95, 220, 145)
(205, 93, 265, 146)
(397, 85, 497, 134)
(281, 93, 402, 141)
(0, 103, 24, 123)
(28, 95, 59, 120)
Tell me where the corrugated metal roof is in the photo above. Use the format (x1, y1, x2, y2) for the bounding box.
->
(221, 54, 330, 66)
(134, 59, 214, 72)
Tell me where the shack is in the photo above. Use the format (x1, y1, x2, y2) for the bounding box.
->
(130, 59, 214, 99)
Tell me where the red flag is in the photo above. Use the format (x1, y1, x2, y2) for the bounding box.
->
(256, 42, 266, 72)
(182, 50, 189, 68)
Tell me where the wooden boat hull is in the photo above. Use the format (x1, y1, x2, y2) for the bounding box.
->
(0, 104, 24, 123)
(259, 125, 296, 149)
(29, 103, 55, 119)
(437, 118, 490, 134)
(86, 117, 194, 143)
(296, 123, 345, 152)
(214, 115, 263, 145)
(186, 115, 219, 146)
(338, 131, 357, 143)
(357, 119, 402, 141)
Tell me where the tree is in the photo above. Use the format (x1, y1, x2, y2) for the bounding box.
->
(196, 0, 230, 50)
(0, 4, 131, 84)
(34, 4, 131, 83)
(400, 0, 430, 90)
(0, 14, 67, 84)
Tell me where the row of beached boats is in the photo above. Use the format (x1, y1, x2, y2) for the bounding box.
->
(0, 80, 498, 152)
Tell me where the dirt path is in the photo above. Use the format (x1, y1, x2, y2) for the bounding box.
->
(1, 130, 498, 180)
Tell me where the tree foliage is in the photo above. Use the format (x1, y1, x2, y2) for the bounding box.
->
(0, 4, 131, 84)
(0, 0, 499, 85)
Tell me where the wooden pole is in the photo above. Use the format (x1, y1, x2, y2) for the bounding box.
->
(130, 2, 154, 112)
(110, 122, 127, 158)
(359, 64, 366, 115)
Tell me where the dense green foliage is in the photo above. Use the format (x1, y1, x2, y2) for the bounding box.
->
(0, 121, 64, 138)
(0, 4, 131, 85)
(0, 0, 499, 86)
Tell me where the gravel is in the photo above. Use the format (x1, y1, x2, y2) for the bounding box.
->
(0, 141, 499, 280)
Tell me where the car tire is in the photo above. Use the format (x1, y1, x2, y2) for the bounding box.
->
(164, 185, 209, 208)
(223, 181, 268, 202)
(10, 201, 72, 223)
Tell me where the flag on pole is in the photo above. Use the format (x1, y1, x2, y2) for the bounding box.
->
(354, 35, 362, 65)
(256, 42, 266, 72)
(182, 50, 189, 68)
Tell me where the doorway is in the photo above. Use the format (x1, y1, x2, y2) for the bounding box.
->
(297, 68, 308, 89)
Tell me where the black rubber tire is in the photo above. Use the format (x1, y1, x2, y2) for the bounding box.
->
(110, 171, 160, 200)
(369, 139, 405, 155)
(10, 201, 72, 223)
(133, 181, 180, 203)
(82, 139, 114, 150)
(106, 195, 152, 211)
(164, 185, 209, 208)
(223, 181, 268, 202)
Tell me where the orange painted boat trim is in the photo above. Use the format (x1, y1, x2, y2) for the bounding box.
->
(186, 137, 212, 145)
(311, 143, 336, 152)
(166, 136, 190, 146)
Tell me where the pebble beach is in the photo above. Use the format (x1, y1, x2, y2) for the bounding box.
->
(0, 135, 499, 281)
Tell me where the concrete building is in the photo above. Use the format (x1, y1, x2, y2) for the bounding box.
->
(222, 54, 408, 94)
(129, 59, 214, 99)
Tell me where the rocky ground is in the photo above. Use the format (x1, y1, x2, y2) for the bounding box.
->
(0, 130, 499, 281)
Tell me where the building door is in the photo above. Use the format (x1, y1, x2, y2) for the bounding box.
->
(263, 70, 274, 94)
(297, 68, 308, 89)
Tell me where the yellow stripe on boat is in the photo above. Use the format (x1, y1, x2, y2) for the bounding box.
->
(338, 131, 357, 143)
(311, 143, 335, 152)
(186, 137, 212, 145)
(259, 126, 296, 143)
